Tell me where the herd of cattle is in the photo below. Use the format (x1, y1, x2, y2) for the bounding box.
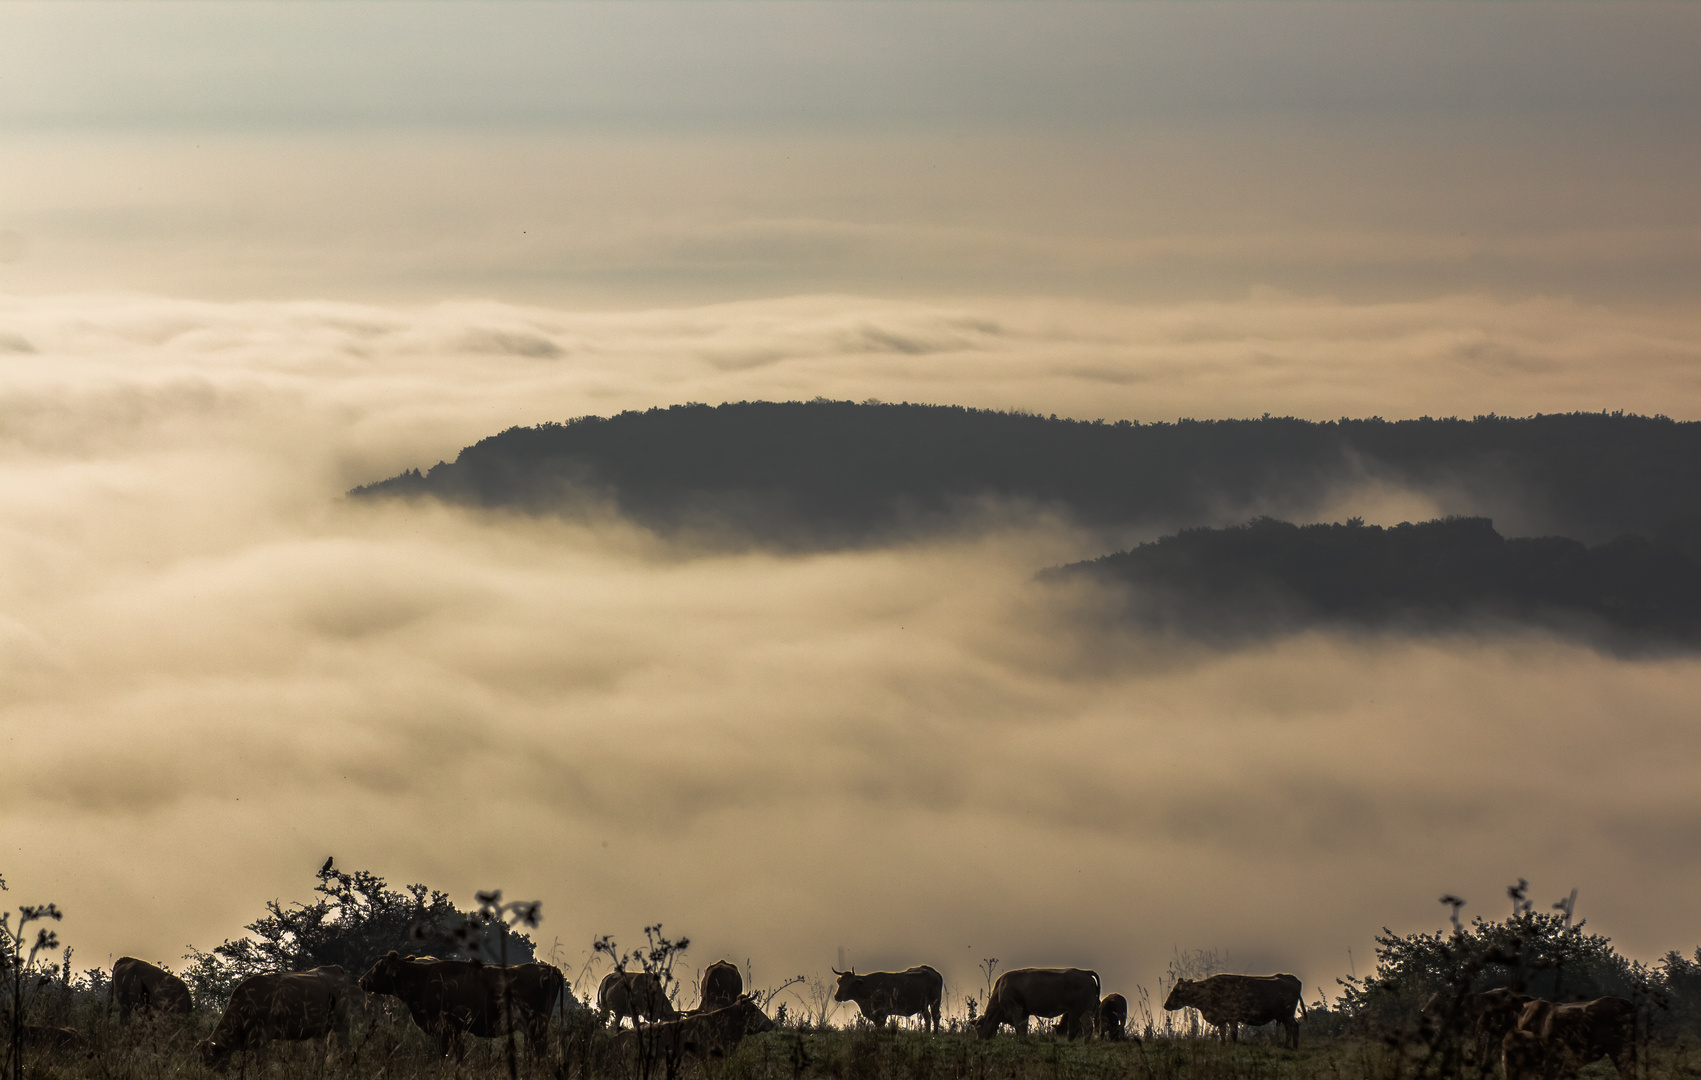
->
(100, 954, 1638, 1079)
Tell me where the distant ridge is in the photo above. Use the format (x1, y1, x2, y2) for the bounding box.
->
(351, 401, 1701, 549)
(1050, 515, 1701, 645)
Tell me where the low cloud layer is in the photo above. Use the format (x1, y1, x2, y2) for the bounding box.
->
(3, 292, 1700, 1009)
(4, 125, 1700, 306)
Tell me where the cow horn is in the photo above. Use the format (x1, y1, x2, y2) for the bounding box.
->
(830, 967, 844, 976)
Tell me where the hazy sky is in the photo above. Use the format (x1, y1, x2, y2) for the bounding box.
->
(3, 2, 1700, 1016)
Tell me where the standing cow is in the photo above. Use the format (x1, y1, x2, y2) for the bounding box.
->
(599, 970, 679, 1027)
(199, 966, 366, 1069)
(832, 965, 945, 1032)
(974, 968, 1101, 1039)
(1502, 997, 1636, 1080)
(698, 961, 744, 1012)
(112, 957, 193, 1024)
(359, 952, 563, 1060)
(1163, 973, 1306, 1049)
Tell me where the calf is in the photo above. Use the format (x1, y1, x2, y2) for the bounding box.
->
(698, 960, 744, 1012)
(1097, 993, 1129, 1041)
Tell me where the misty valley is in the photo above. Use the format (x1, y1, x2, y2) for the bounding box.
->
(9, 2, 1701, 1076)
(9, 398, 1701, 1080)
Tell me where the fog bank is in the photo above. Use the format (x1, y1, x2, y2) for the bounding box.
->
(3, 292, 1699, 1006)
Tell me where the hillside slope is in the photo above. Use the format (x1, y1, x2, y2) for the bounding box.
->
(351, 402, 1701, 549)
(1051, 515, 1701, 645)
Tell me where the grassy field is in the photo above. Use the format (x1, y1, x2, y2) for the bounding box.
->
(12, 1009, 1701, 1080)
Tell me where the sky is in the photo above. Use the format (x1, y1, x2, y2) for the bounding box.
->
(3, 2, 1701, 1019)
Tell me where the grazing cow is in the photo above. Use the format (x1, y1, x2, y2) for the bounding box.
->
(628, 995, 775, 1073)
(973, 968, 1101, 1039)
(1097, 993, 1129, 1041)
(1163, 973, 1306, 1049)
(358, 951, 563, 1060)
(1502, 997, 1636, 1080)
(698, 960, 744, 1012)
(112, 957, 193, 1024)
(1421, 987, 1534, 1067)
(832, 965, 945, 1033)
(199, 966, 366, 1069)
(598, 970, 680, 1027)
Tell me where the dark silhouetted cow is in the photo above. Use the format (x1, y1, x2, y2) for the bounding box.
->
(973, 968, 1100, 1039)
(1502, 997, 1636, 1080)
(698, 960, 744, 1012)
(627, 994, 776, 1072)
(1422, 987, 1534, 1068)
(1163, 973, 1305, 1049)
(358, 952, 562, 1060)
(112, 957, 193, 1024)
(199, 966, 366, 1069)
(832, 965, 944, 1032)
(599, 970, 679, 1027)
(1097, 993, 1129, 1041)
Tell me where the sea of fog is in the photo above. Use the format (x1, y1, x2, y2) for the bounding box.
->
(3, 292, 1699, 1009)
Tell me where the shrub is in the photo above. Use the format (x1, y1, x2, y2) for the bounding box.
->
(186, 857, 535, 1007)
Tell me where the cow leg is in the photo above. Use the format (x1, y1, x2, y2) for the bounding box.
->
(1285, 1017, 1299, 1050)
(527, 1013, 550, 1061)
(1608, 1024, 1638, 1080)
(1016, 1013, 1030, 1036)
(929, 1003, 941, 1034)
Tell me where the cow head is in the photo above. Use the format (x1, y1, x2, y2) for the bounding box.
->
(735, 995, 777, 1035)
(358, 951, 407, 995)
(830, 968, 863, 1003)
(197, 1037, 233, 1070)
(1162, 978, 1199, 1012)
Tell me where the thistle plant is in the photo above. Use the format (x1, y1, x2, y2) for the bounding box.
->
(1, 873, 62, 1080)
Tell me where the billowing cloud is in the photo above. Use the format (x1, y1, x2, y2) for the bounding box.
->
(2, 291, 1699, 1007)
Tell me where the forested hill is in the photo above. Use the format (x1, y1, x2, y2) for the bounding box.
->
(350, 402, 1701, 548)
(1052, 516, 1701, 644)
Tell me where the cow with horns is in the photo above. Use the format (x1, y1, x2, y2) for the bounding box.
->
(831, 965, 945, 1033)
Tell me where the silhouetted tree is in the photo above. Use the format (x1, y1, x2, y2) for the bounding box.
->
(183, 857, 533, 1008)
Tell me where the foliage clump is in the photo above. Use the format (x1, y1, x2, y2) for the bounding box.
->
(1341, 910, 1635, 1025)
(183, 858, 534, 1008)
